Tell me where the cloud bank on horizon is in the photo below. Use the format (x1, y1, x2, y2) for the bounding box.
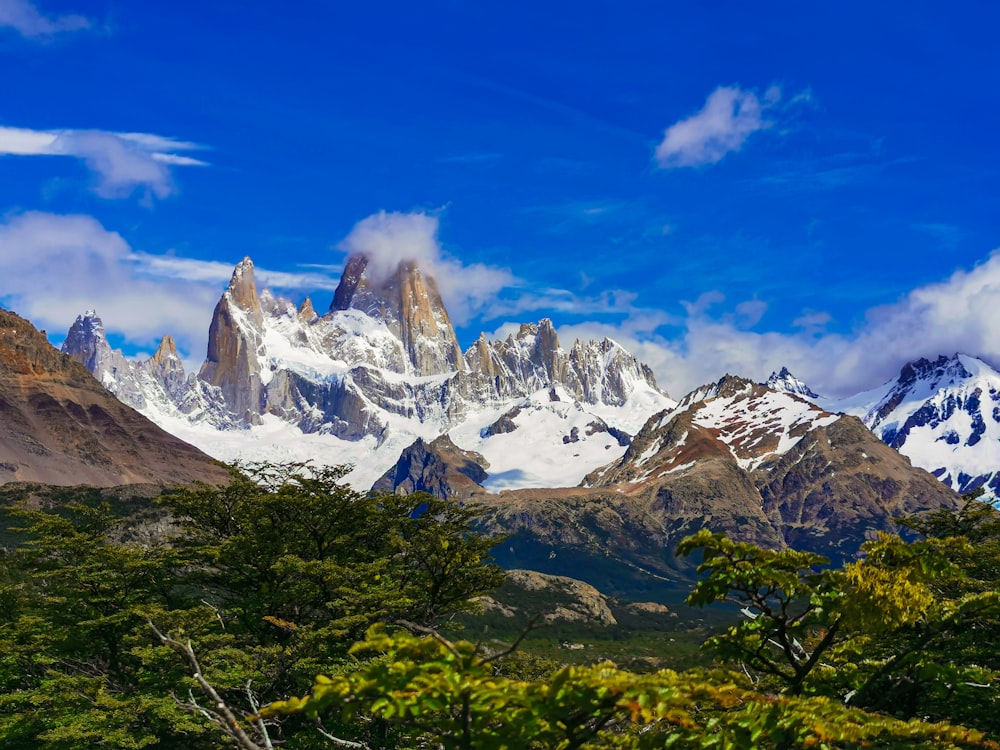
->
(553, 248, 1000, 399)
(4, 206, 1000, 401)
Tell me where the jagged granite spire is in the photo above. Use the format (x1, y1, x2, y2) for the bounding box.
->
(463, 319, 665, 406)
(330, 254, 465, 375)
(61, 309, 130, 389)
(198, 257, 266, 423)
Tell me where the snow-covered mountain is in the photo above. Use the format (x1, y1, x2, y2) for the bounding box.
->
(62, 256, 673, 489)
(820, 354, 1000, 497)
(765, 366, 820, 399)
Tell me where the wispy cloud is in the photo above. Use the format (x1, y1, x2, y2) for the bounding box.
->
(0, 125, 207, 200)
(655, 84, 811, 169)
(0, 0, 91, 39)
(129, 253, 343, 291)
(0, 212, 220, 360)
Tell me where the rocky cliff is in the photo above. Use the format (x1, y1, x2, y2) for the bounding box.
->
(331, 254, 466, 375)
(198, 257, 266, 424)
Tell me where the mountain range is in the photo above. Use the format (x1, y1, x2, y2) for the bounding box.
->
(62, 256, 670, 490)
(60, 254, 1000, 505)
(43, 254, 996, 590)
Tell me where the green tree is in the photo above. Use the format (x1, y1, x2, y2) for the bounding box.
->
(0, 496, 211, 748)
(0, 464, 506, 749)
(677, 497, 1000, 735)
(265, 624, 996, 749)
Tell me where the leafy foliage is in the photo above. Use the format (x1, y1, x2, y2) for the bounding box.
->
(676, 493, 1000, 736)
(2, 472, 999, 748)
(267, 625, 995, 749)
(0, 463, 505, 749)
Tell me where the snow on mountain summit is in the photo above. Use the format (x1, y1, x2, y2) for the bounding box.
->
(765, 366, 820, 399)
(66, 254, 674, 489)
(825, 353, 1000, 497)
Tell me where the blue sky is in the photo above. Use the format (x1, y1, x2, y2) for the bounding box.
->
(2, 0, 1000, 397)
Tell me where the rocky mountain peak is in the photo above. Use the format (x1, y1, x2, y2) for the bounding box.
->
(329, 253, 465, 376)
(224, 256, 264, 323)
(198, 258, 267, 423)
(897, 354, 971, 391)
(60, 309, 134, 391)
(151, 335, 179, 364)
(765, 366, 820, 399)
(297, 296, 316, 322)
(61, 309, 112, 372)
(840, 352, 1000, 497)
(678, 373, 756, 408)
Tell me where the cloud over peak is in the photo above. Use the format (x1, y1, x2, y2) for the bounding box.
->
(0, 0, 91, 39)
(655, 84, 806, 169)
(338, 210, 517, 325)
(0, 125, 207, 200)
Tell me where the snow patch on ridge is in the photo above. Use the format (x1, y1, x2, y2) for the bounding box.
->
(692, 388, 839, 471)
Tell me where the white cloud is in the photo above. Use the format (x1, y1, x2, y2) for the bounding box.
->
(129, 252, 343, 291)
(339, 211, 441, 282)
(655, 84, 794, 168)
(0, 0, 91, 38)
(553, 251, 1000, 400)
(0, 212, 221, 361)
(338, 210, 516, 325)
(0, 125, 207, 199)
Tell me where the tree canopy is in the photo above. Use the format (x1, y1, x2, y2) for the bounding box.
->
(1, 471, 997, 748)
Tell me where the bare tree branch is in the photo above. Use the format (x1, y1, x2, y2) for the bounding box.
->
(315, 718, 371, 749)
(148, 621, 264, 750)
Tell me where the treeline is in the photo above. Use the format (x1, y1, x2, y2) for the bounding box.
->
(0, 466, 997, 748)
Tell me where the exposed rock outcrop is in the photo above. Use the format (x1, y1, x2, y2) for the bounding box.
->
(476, 569, 617, 626)
(765, 366, 820, 399)
(331, 254, 466, 376)
(371, 434, 488, 499)
(198, 257, 266, 424)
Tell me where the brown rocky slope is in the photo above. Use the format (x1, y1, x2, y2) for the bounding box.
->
(0, 308, 230, 487)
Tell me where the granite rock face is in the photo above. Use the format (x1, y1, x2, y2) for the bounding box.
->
(198, 257, 266, 424)
(371, 434, 488, 500)
(331, 254, 466, 376)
